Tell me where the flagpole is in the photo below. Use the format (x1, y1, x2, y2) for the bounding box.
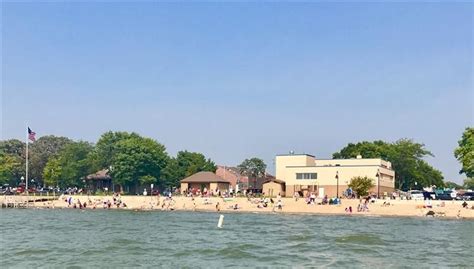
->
(26, 125, 29, 197)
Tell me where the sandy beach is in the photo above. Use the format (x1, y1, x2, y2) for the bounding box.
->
(4, 195, 473, 219)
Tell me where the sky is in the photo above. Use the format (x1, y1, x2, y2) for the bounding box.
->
(1, 2, 473, 183)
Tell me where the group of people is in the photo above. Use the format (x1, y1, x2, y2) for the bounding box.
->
(302, 193, 342, 205)
(60, 192, 132, 210)
(184, 187, 234, 198)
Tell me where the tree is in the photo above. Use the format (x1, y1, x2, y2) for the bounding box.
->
(454, 127, 474, 178)
(29, 135, 73, 184)
(348, 176, 375, 197)
(42, 141, 94, 188)
(42, 157, 62, 187)
(0, 139, 26, 181)
(0, 139, 25, 157)
(162, 151, 217, 188)
(445, 181, 462, 189)
(139, 175, 157, 186)
(238, 158, 267, 189)
(333, 139, 443, 190)
(93, 131, 141, 170)
(110, 136, 168, 193)
(0, 153, 22, 185)
(464, 178, 474, 190)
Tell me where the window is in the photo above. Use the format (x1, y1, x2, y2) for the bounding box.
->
(296, 173, 317, 180)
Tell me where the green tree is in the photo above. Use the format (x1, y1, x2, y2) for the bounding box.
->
(464, 178, 474, 190)
(454, 127, 474, 178)
(445, 181, 462, 189)
(0, 139, 25, 157)
(42, 157, 62, 187)
(139, 175, 157, 185)
(333, 139, 443, 190)
(59, 141, 94, 187)
(42, 141, 94, 188)
(348, 176, 375, 197)
(0, 139, 26, 181)
(110, 136, 168, 192)
(93, 131, 141, 169)
(238, 158, 267, 189)
(0, 153, 22, 185)
(29, 135, 73, 184)
(162, 151, 217, 188)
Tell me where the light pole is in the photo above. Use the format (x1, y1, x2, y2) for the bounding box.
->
(335, 171, 339, 198)
(376, 169, 380, 199)
(109, 165, 114, 193)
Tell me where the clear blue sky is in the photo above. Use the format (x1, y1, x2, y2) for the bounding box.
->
(1, 2, 473, 183)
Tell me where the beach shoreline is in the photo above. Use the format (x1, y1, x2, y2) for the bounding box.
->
(3, 195, 473, 220)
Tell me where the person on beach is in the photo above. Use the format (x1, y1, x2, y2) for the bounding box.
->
(293, 192, 299, 201)
(216, 202, 220, 212)
(322, 195, 328, 205)
(462, 201, 468, 208)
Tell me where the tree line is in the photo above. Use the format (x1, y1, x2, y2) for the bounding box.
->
(1, 127, 472, 191)
(0, 131, 216, 191)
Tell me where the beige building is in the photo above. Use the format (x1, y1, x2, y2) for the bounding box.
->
(276, 154, 395, 198)
(262, 179, 286, 197)
(180, 171, 230, 194)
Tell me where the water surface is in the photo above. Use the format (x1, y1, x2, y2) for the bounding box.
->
(1, 209, 473, 268)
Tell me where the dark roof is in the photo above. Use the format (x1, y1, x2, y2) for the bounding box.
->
(262, 179, 286, 185)
(86, 169, 111, 180)
(180, 171, 230, 184)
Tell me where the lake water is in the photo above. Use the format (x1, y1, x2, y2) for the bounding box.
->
(1, 209, 473, 268)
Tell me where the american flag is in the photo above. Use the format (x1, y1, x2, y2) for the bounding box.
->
(28, 127, 36, 142)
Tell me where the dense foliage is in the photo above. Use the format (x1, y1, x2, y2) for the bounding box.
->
(348, 176, 375, 197)
(237, 158, 267, 179)
(464, 178, 474, 190)
(0, 131, 216, 191)
(454, 127, 474, 178)
(162, 151, 217, 188)
(333, 139, 444, 190)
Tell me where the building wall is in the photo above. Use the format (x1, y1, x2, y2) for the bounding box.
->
(276, 155, 395, 197)
(209, 182, 230, 192)
(275, 155, 316, 180)
(215, 166, 250, 190)
(262, 182, 285, 197)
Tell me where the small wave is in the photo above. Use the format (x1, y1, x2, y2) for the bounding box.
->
(14, 249, 50, 256)
(287, 234, 312, 242)
(335, 234, 384, 245)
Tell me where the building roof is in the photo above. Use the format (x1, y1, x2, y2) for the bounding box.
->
(180, 171, 230, 184)
(86, 169, 111, 180)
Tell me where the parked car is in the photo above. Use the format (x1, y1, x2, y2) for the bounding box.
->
(460, 192, 474, 201)
(436, 191, 456, 200)
(408, 190, 424, 200)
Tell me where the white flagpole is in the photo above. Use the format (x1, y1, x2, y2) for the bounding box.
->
(26, 125, 29, 197)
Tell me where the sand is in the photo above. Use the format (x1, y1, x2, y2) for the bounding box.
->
(5, 194, 473, 219)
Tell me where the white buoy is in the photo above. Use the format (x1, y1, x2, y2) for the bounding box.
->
(217, 214, 224, 228)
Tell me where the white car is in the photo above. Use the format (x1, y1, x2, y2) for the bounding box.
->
(408, 190, 424, 200)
